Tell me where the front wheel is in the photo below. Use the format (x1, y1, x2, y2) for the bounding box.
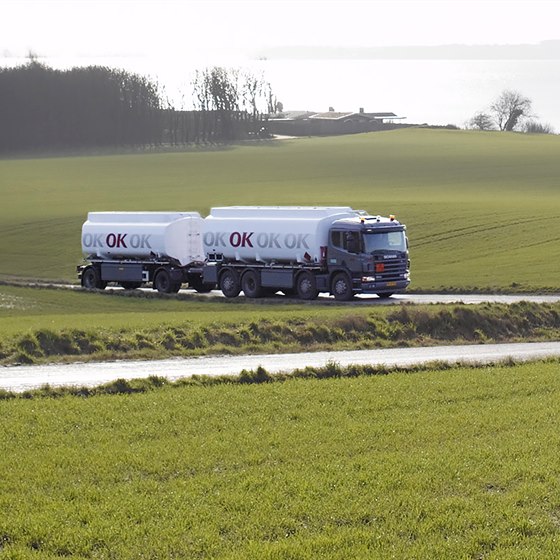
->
(296, 271, 319, 300)
(219, 269, 241, 298)
(331, 272, 354, 301)
(81, 266, 106, 290)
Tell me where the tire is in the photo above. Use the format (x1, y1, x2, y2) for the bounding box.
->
(219, 269, 241, 298)
(154, 269, 179, 294)
(296, 271, 319, 300)
(119, 282, 142, 290)
(241, 269, 263, 298)
(377, 292, 394, 299)
(81, 266, 106, 290)
(332, 272, 354, 301)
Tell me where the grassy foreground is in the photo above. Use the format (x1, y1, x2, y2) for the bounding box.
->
(2, 129, 560, 291)
(1, 361, 560, 558)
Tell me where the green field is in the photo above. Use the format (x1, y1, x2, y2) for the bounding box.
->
(2, 129, 560, 290)
(1, 361, 560, 558)
(2, 131, 560, 559)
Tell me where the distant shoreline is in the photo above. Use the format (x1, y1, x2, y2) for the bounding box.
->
(256, 40, 560, 61)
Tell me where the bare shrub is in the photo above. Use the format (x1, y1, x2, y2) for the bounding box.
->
(523, 120, 555, 134)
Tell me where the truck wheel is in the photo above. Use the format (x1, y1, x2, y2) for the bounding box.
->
(154, 269, 179, 294)
(241, 270, 263, 298)
(332, 272, 354, 301)
(296, 271, 319, 300)
(81, 266, 106, 290)
(219, 269, 241, 298)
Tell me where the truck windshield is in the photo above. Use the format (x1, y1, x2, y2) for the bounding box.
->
(363, 230, 407, 253)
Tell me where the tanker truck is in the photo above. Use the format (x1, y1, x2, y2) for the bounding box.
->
(201, 206, 409, 300)
(78, 207, 410, 300)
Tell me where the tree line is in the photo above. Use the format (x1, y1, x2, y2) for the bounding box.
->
(0, 60, 276, 153)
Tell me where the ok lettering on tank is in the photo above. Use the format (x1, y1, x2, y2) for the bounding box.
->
(82, 233, 152, 249)
(204, 231, 310, 249)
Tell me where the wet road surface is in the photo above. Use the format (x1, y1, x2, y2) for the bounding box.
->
(2, 341, 560, 393)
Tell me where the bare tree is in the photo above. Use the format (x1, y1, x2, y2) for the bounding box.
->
(241, 72, 276, 117)
(490, 90, 532, 131)
(468, 112, 495, 131)
(192, 69, 210, 111)
(191, 67, 278, 141)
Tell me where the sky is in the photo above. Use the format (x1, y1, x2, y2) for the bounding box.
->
(2, 0, 560, 60)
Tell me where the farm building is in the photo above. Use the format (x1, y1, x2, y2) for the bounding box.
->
(268, 108, 404, 136)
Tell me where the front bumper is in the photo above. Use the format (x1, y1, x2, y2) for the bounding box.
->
(358, 277, 410, 294)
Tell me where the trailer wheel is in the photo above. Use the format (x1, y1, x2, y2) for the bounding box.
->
(241, 269, 263, 298)
(154, 269, 179, 294)
(296, 271, 319, 300)
(81, 266, 106, 290)
(219, 269, 241, 298)
(332, 272, 354, 301)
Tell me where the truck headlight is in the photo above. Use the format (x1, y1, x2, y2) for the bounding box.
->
(361, 276, 376, 283)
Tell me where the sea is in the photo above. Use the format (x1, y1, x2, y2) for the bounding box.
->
(2, 55, 560, 131)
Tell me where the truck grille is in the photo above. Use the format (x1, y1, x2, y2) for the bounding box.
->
(374, 258, 408, 281)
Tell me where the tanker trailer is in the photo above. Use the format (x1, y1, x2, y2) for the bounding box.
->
(201, 206, 410, 300)
(78, 212, 212, 293)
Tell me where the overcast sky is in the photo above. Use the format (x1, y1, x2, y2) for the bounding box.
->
(2, 0, 560, 60)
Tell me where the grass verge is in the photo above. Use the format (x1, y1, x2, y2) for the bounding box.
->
(1, 299, 560, 365)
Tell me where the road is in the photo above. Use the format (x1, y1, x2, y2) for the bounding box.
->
(322, 293, 560, 305)
(7, 281, 560, 306)
(105, 288, 560, 306)
(2, 342, 560, 393)
(49, 283, 560, 306)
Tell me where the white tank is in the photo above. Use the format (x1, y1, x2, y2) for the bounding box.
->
(82, 212, 204, 266)
(202, 206, 360, 264)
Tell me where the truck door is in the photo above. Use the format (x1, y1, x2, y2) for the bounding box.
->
(328, 230, 364, 274)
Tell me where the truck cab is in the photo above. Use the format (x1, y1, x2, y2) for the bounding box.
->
(327, 215, 410, 299)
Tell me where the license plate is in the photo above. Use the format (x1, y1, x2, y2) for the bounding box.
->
(387, 281, 397, 287)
